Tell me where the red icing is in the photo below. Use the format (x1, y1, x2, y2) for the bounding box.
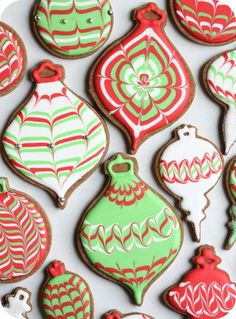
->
(48, 261, 66, 277)
(135, 2, 166, 26)
(104, 311, 122, 319)
(167, 246, 236, 319)
(32, 60, 64, 83)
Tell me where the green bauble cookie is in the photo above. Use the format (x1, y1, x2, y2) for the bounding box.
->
(78, 153, 183, 305)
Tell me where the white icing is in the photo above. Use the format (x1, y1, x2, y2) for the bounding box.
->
(159, 125, 223, 241)
(0, 289, 31, 319)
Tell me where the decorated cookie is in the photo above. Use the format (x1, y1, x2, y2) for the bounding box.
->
(32, 0, 113, 59)
(0, 0, 26, 96)
(42, 261, 93, 319)
(2, 60, 108, 208)
(165, 246, 236, 319)
(170, 0, 236, 45)
(155, 125, 224, 242)
(204, 50, 236, 155)
(78, 153, 183, 305)
(90, 2, 195, 154)
(0, 287, 32, 319)
(0, 177, 51, 282)
(103, 310, 154, 319)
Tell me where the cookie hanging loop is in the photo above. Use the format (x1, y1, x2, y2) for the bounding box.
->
(107, 154, 136, 178)
(47, 261, 66, 278)
(0, 177, 9, 194)
(177, 125, 197, 140)
(32, 60, 64, 83)
(194, 247, 221, 270)
(135, 2, 166, 26)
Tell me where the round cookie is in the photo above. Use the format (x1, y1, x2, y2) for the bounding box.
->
(42, 261, 93, 319)
(170, 0, 236, 45)
(0, 287, 32, 319)
(2, 60, 109, 208)
(103, 310, 154, 319)
(165, 246, 236, 319)
(155, 125, 224, 242)
(0, 177, 51, 282)
(203, 50, 236, 155)
(32, 0, 113, 59)
(78, 153, 183, 305)
(90, 2, 195, 154)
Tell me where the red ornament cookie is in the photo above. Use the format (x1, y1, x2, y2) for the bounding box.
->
(90, 2, 195, 154)
(170, 0, 236, 45)
(165, 246, 236, 319)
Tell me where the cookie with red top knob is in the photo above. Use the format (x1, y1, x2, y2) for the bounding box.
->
(2, 60, 109, 208)
(170, 0, 236, 45)
(90, 2, 195, 154)
(165, 246, 236, 319)
(103, 310, 154, 319)
(42, 261, 93, 319)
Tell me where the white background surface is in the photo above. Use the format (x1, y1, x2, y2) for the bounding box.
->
(1, 0, 236, 318)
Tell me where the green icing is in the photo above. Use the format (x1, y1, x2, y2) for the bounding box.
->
(34, 0, 113, 57)
(228, 205, 236, 248)
(79, 153, 182, 305)
(0, 178, 9, 193)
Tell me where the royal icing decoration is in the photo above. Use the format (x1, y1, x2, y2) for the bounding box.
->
(166, 246, 236, 319)
(0, 177, 50, 282)
(207, 50, 236, 154)
(33, 0, 113, 59)
(0, 0, 26, 96)
(91, 2, 194, 154)
(225, 157, 236, 250)
(78, 153, 183, 305)
(42, 261, 93, 319)
(103, 310, 154, 319)
(0, 288, 32, 319)
(157, 125, 223, 242)
(171, 0, 236, 45)
(2, 60, 108, 208)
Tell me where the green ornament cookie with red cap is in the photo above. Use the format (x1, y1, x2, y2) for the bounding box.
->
(42, 261, 93, 319)
(165, 246, 236, 319)
(90, 2, 195, 154)
(78, 153, 183, 305)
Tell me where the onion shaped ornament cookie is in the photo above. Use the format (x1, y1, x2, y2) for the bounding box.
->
(155, 125, 224, 242)
(0, 177, 51, 282)
(32, 0, 113, 59)
(170, 0, 236, 45)
(42, 261, 93, 319)
(103, 310, 154, 319)
(0, 0, 26, 96)
(78, 153, 183, 305)
(204, 50, 236, 155)
(165, 246, 236, 319)
(0, 288, 32, 319)
(90, 2, 195, 154)
(2, 60, 108, 208)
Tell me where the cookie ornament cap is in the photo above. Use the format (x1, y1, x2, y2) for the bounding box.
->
(2, 60, 109, 208)
(90, 2, 195, 154)
(170, 0, 236, 45)
(165, 246, 236, 319)
(0, 177, 51, 282)
(78, 153, 183, 305)
(156, 125, 224, 242)
(0, 287, 32, 319)
(103, 310, 154, 319)
(32, 0, 113, 59)
(42, 261, 93, 319)
(204, 50, 236, 155)
(0, 0, 27, 96)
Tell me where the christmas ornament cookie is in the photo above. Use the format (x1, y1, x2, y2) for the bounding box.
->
(204, 50, 236, 155)
(32, 0, 113, 59)
(0, 287, 32, 319)
(42, 261, 93, 319)
(155, 125, 224, 242)
(0, 0, 27, 96)
(2, 60, 109, 208)
(165, 246, 236, 319)
(0, 177, 51, 282)
(225, 156, 236, 250)
(103, 310, 154, 319)
(170, 0, 236, 45)
(78, 153, 183, 305)
(90, 2, 195, 154)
